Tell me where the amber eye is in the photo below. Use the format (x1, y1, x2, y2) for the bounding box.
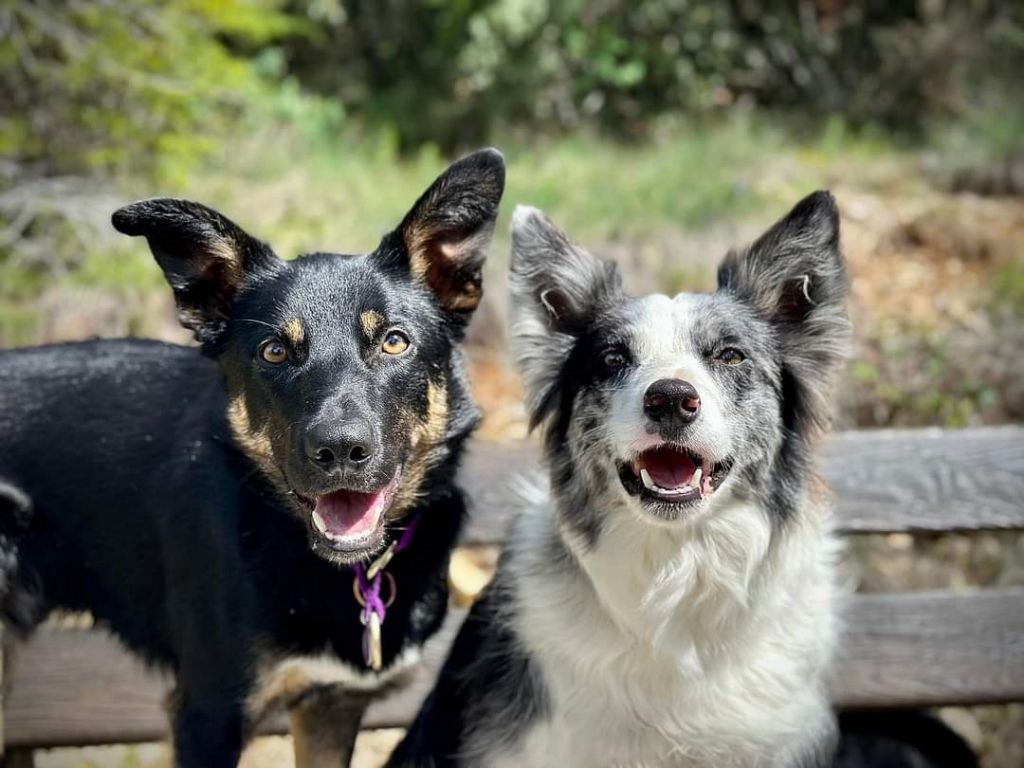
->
(259, 339, 289, 365)
(382, 329, 411, 356)
(717, 348, 745, 365)
(602, 349, 628, 372)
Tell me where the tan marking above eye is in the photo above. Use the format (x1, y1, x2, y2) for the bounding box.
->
(259, 339, 289, 364)
(283, 317, 305, 347)
(381, 329, 411, 356)
(360, 310, 385, 338)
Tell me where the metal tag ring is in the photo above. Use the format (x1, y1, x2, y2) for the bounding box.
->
(352, 571, 397, 609)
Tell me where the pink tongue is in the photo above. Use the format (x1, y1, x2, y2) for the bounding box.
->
(315, 489, 383, 537)
(642, 448, 696, 489)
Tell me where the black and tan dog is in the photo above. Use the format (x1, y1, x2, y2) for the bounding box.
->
(0, 149, 504, 767)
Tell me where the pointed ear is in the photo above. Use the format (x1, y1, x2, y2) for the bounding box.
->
(112, 199, 281, 344)
(508, 206, 622, 424)
(718, 191, 846, 325)
(718, 191, 851, 431)
(382, 148, 505, 317)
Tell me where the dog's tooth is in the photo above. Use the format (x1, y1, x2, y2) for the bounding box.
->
(691, 467, 702, 493)
(640, 468, 655, 490)
(312, 510, 327, 534)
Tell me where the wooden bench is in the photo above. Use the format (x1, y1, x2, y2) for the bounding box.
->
(3, 426, 1023, 756)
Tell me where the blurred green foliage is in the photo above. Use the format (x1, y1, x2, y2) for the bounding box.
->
(992, 263, 1024, 317)
(1, 0, 1022, 431)
(0, 0, 306, 182)
(4, 0, 1021, 180)
(283, 0, 1024, 150)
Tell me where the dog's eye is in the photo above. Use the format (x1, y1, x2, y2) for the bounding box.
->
(717, 348, 745, 365)
(601, 350, 628, 372)
(258, 340, 289, 365)
(382, 330, 411, 356)
(259, 340, 289, 365)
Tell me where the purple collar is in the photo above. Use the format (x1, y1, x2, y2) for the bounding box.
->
(352, 512, 421, 670)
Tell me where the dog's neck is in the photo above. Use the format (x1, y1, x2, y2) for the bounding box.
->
(507, 474, 837, 766)
(555, 491, 777, 652)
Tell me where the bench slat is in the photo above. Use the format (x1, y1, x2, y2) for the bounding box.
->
(7, 588, 1024, 748)
(831, 588, 1024, 708)
(459, 426, 1024, 541)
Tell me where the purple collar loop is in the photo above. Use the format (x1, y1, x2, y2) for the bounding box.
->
(352, 512, 421, 670)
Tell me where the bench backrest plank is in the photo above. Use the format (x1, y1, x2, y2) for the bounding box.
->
(460, 426, 1024, 542)
(832, 589, 1024, 708)
(5, 426, 1024, 749)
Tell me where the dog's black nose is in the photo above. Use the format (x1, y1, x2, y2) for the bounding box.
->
(303, 418, 376, 473)
(643, 378, 700, 425)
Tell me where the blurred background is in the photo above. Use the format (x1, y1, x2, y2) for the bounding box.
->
(1, 1, 1022, 766)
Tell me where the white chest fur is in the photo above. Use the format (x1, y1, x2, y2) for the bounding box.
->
(486, 496, 837, 768)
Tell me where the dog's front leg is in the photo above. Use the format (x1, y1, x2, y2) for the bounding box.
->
(170, 698, 245, 768)
(289, 687, 370, 768)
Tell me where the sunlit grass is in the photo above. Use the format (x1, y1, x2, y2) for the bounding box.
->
(0, 112, 949, 348)
(161, 112, 914, 258)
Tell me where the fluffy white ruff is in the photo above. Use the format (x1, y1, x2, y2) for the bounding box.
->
(480, 480, 838, 768)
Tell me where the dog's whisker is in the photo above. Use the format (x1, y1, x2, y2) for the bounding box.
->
(233, 318, 281, 331)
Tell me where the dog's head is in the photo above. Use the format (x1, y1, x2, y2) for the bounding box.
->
(509, 192, 849, 539)
(113, 149, 504, 563)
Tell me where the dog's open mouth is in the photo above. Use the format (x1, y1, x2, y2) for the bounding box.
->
(297, 473, 401, 554)
(618, 445, 731, 512)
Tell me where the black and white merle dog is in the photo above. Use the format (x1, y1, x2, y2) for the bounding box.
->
(389, 191, 850, 767)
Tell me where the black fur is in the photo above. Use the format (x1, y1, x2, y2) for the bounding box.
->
(386, 566, 551, 767)
(0, 149, 504, 767)
(835, 711, 979, 768)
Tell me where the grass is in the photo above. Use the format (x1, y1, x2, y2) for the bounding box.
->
(143, 111, 907, 255)
(992, 261, 1024, 317)
(123, 112, 912, 325)
(3, 110, 1020, 431)
(3, 111, 909, 345)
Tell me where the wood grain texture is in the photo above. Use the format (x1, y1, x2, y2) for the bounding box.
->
(458, 426, 1024, 542)
(6, 588, 1024, 747)
(3, 629, 172, 747)
(831, 589, 1024, 708)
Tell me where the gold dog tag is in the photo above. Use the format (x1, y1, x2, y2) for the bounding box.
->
(367, 611, 383, 671)
(366, 542, 397, 580)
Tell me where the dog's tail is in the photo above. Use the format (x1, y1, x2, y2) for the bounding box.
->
(835, 711, 978, 768)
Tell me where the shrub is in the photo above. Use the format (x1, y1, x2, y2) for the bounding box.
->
(0, 0, 300, 183)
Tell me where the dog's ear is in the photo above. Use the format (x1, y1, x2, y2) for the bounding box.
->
(112, 199, 281, 344)
(509, 206, 622, 426)
(718, 191, 850, 433)
(379, 148, 505, 318)
(718, 191, 846, 326)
